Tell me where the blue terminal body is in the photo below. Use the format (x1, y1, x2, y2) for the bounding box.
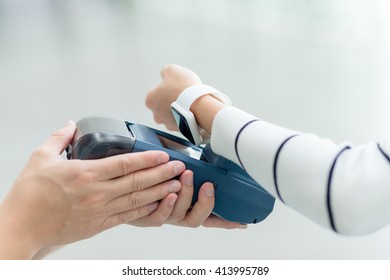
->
(68, 117, 275, 224)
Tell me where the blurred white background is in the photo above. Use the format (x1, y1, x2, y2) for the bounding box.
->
(1, 0, 390, 259)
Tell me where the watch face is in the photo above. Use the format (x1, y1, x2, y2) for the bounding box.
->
(171, 107, 196, 144)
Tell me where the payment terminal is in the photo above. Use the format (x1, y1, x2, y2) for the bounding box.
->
(67, 117, 275, 224)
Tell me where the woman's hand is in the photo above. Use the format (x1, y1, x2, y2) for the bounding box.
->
(144, 65, 244, 229)
(146, 64, 202, 131)
(128, 170, 247, 229)
(0, 121, 185, 259)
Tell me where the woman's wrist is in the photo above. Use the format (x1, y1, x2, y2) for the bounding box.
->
(0, 207, 41, 259)
(190, 94, 227, 135)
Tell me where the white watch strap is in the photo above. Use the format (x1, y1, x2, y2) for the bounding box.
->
(176, 85, 232, 110)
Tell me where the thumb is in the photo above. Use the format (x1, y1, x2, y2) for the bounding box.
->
(40, 121, 76, 155)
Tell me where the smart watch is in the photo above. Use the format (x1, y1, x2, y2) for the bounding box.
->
(171, 85, 232, 146)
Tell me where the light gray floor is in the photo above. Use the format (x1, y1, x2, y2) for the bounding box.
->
(1, 0, 390, 259)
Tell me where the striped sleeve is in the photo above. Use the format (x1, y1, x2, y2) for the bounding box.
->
(210, 106, 390, 235)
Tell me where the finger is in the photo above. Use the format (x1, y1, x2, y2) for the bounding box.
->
(105, 160, 185, 200)
(172, 182, 215, 228)
(105, 179, 181, 214)
(100, 202, 159, 230)
(153, 111, 179, 132)
(161, 64, 203, 84)
(127, 193, 178, 227)
(160, 64, 176, 78)
(160, 65, 167, 78)
(165, 121, 180, 132)
(160, 64, 187, 79)
(39, 121, 76, 155)
(202, 214, 248, 229)
(89, 151, 169, 181)
(145, 85, 160, 110)
(166, 170, 194, 223)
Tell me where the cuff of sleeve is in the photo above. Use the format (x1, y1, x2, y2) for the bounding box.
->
(210, 106, 258, 165)
(210, 106, 299, 199)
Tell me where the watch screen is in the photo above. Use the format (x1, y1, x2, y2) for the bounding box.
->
(171, 107, 196, 144)
(157, 134, 202, 160)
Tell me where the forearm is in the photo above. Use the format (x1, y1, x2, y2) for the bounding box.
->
(0, 209, 38, 259)
(149, 65, 390, 235)
(190, 95, 226, 135)
(210, 106, 390, 235)
(32, 246, 63, 260)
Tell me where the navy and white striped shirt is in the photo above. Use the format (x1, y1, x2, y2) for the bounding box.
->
(210, 106, 390, 235)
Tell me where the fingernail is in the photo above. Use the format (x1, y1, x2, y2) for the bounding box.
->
(238, 224, 248, 229)
(168, 180, 181, 192)
(185, 172, 193, 186)
(148, 202, 159, 212)
(173, 162, 185, 175)
(205, 184, 214, 197)
(169, 196, 177, 207)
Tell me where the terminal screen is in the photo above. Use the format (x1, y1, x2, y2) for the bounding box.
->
(157, 134, 202, 160)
